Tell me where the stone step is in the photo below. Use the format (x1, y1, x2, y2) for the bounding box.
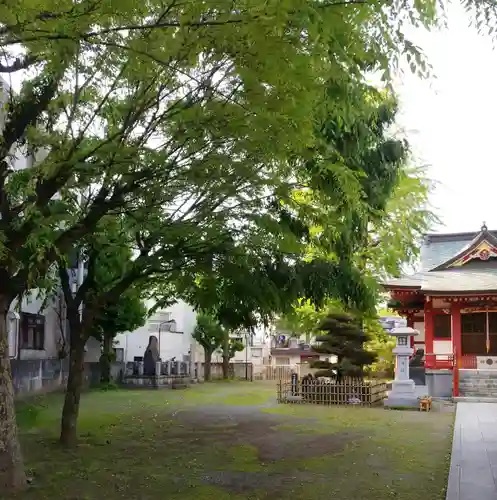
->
(454, 396, 497, 403)
(460, 376, 497, 380)
(460, 387, 497, 392)
(460, 379, 497, 383)
(460, 384, 497, 388)
(459, 392, 497, 397)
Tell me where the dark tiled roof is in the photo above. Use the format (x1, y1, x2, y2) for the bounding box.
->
(383, 264, 497, 293)
(420, 228, 497, 271)
(384, 226, 497, 292)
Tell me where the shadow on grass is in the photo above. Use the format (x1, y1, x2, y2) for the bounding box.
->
(10, 382, 453, 500)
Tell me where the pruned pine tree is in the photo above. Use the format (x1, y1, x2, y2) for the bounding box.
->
(312, 313, 376, 378)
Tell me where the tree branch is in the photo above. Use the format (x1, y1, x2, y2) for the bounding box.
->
(0, 54, 37, 73)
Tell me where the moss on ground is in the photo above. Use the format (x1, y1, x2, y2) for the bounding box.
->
(10, 382, 453, 500)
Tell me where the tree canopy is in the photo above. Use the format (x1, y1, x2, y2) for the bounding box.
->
(0, 0, 452, 492)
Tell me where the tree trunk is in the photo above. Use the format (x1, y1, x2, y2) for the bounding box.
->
(100, 335, 112, 384)
(60, 335, 85, 446)
(222, 333, 230, 379)
(0, 297, 27, 491)
(204, 349, 212, 381)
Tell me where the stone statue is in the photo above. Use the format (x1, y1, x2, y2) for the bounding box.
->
(143, 335, 160, 376)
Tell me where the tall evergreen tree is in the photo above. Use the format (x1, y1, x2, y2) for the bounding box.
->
(312, 313, 376, 378)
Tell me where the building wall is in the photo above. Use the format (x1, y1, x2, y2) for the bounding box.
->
(270, 353, 331, 366)
(433, 339, 452, 356)
(9, 292, 62, 361)
(115, 299, 198, 362)
(413, 321, 426, 351)
(211, 338, 271, 366)
(7, 291, 101, 363)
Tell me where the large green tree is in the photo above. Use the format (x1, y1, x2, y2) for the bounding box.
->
(92, 288, 147, 385)
(0, 0, 445, 491)
(192, 312, 225, 381)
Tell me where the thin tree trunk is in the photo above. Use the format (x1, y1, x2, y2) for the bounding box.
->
(204, 349, 212, 381)
(222, 332, 230, 379)
(60, 335, 85, 446)
(100, 334, 112, 384)
(0, 297, 27, 491)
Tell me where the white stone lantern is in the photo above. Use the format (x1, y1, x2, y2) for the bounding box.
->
(384, 326, 419, 408)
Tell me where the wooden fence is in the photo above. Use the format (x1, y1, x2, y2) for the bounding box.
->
(253, 365, 296, 381)
(277, 377, 387, 406)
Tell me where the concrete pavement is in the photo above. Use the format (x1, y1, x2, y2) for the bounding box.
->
(446, 402, 497, 499)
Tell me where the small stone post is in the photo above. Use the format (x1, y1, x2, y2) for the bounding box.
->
(137, 361, 144, 376)
(164, 361, 170, 376)
(155, 361, 162, 377)
(384, 327, 419, 408)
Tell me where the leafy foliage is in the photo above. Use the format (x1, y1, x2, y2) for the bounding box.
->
(90, 288, 147, 344)
(227, 337, 245, 360)
(312, 312, 376, 377)
(92, 286, 147, 384)
(0, 0, 446, 488)
(275, 300, 333, 343)
(193, 312, 225, 381)
(193, 312, 226, 355)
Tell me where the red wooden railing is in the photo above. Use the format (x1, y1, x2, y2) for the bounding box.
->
(424, 352, 478, 397)
(424, 353, 478, 370)
(461, 355, 477, 369)
(424, 353, 454, 370)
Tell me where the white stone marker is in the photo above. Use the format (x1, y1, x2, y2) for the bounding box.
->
(384, 326, 419, 408)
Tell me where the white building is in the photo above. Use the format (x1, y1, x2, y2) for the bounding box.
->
(114, 299, 199, 363)
(116, 302, 274, 369)
(211, 333, 271, 366)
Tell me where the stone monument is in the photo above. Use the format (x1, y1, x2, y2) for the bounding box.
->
(143, 335, 160, 376)
(384, 326, 419, 408)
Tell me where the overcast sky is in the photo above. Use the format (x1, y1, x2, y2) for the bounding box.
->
(396, 2, 497, 234)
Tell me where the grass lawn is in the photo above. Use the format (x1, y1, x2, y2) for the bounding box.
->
(9, 381, 454, 500)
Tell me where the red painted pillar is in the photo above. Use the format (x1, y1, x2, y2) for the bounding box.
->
(425, 300, 434, 368)
(452, 302, 462, 397)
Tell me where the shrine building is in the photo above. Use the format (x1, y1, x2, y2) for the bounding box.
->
(383, 224, 497, 396)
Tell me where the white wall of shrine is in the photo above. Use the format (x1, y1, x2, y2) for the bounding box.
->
(413, 321, 426, 353)
(433, 340, 452, 355)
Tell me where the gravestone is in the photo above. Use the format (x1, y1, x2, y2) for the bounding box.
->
(143, 336, 160, 376)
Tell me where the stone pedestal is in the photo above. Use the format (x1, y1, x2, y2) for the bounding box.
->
(384, 327, 419, 408)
